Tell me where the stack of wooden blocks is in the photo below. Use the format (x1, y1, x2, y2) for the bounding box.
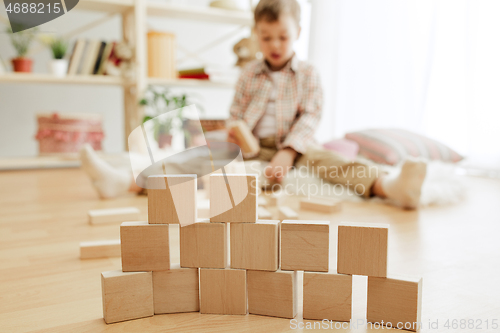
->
(100, 173, 422, 331)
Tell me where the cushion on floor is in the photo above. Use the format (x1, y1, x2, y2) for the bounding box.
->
(345, 128, 463, 166)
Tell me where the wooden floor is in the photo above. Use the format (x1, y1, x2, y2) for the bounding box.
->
(0, 168, 499, 332)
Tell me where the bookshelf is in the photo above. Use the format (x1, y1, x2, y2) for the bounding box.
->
(77, 0, 134, 13)
(147, 77, 235, 89)
(147, 2, 253, 25)
(0, 73, 127, 86)
(0, 0, 253, 147)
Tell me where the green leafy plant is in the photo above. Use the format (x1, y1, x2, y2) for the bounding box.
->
(41, 36, 69, 59)
(6, 26, 37, 58)
(139, 86, 204, 144)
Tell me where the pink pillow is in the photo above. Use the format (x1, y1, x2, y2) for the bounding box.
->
(322, 138, 360, 160)
(345, 128, 463, 165)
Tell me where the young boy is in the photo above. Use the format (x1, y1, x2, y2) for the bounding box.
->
(227, 0, 427, 208)
(229, 0, 319, 182)
(81, 0, 427, 209)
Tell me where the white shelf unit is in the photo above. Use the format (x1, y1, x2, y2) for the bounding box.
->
(0, 73, 127, 86)
(146, 2, 253, 25)
(76, 0, 134, 13)
(0, 0, 252, 145)
(147, 77, 235, 89)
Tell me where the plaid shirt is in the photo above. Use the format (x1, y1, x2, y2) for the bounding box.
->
(229, 55, 323, 154)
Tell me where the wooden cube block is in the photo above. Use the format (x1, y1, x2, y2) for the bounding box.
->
(257, 206, 272, 219)
(88, 207, 140, 225)
(152, 264, 199, 314)
(148, 175, 197, 226)
(247, 270, 298, 319)
(80, 239, 120, 259)
(101, 270, 153, 324)
(120, 222, 169, 272)
(278, 206, 298, 220)
(210, 174, 257, 223)
(231, 220, 279, 271)
(281, 220, 329, 272)
(337, 222, 389, 277)
(300, 197, 341, 213)
(230, 120, 260, 155)
(303, 272, 352, 321)
(200, 268, 247, 315)
(367, 276, 423, 332)
(267, 192, 284, 206)
(180, 219, 226, 268)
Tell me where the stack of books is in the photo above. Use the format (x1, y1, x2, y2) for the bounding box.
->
(67, 39, 118, 76)
(178, 65, 241, 83)
(178, 67, 209, 80)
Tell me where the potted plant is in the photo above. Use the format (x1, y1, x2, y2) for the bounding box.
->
(139, 86, 203, 148)
(6, 25, 37, 73)
(40, 35, 69, 77)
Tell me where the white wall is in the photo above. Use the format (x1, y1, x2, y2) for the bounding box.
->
(307, 0, 500, 162)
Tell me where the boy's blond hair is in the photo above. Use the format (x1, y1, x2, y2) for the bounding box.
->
(254, 0, 301, 26)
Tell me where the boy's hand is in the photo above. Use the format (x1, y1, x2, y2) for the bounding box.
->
(227, 128, 240, 145)
(264, 148, 298, 183)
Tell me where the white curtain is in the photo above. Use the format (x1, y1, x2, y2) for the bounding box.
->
(308, 0, 500, 165)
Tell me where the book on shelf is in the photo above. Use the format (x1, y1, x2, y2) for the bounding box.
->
(178, 73, 210, 80)
(177, 65, 240, 83)
(67, 39, 86, 75)
(92, 41, 106, 75)
(177, 67, 209, 80)
(75, 40, 89, 75)
(96, 42, 115, 75)
(80, 40, 101, 75)
(66, 39, 118, 76)
(178, 67, 205, 76)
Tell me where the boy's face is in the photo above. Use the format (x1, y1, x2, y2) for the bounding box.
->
(255, 14, 301, 71)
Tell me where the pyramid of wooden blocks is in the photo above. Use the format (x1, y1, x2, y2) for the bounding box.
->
(101, 270, 154, 324)
(99, 172, 424, 326)
(200, 268, 247, 315)
(153, 264, 199, 314)
(180, 219, 226, 268)
(300, 197, 341, 213)
(148, 175, 196, 226)
(210, 174, 257, 223)
(303, 272, 352, 322)
(337, 222, 388, 277)
(367, 276, 422, 331)
(231, 220, 279, 271)
(120, 222, 169, 272)
(247, 270, 298, 319)
(281, 220, 330, 272)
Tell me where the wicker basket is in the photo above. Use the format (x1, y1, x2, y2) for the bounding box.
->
(35, 112, 104, 155)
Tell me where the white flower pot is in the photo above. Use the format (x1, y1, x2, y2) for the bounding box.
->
(49, 59, 68, 77)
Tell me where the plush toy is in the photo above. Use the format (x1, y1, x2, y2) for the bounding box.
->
(105, 41, 135, 79)
(233, 36, 260, 68)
